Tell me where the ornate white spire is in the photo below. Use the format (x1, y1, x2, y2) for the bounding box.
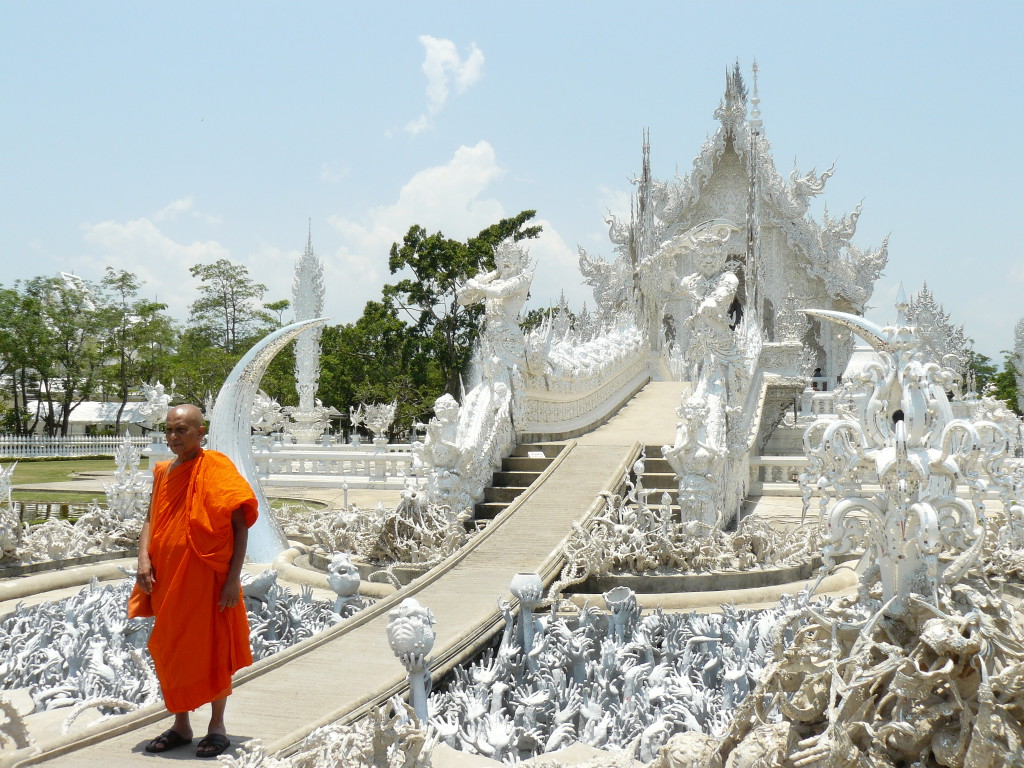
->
(749, 59, 762, 132)
(292, 223, 326, 416)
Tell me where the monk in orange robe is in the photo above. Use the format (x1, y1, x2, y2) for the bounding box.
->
(128, 404, 258, 758)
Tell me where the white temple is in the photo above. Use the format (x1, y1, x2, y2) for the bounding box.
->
(581, 62, 888, 386)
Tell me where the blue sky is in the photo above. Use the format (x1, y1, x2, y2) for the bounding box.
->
(2, 2, 1022, 361)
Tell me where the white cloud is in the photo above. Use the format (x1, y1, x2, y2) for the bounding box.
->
(153, 197, 193, 222)
(328, 140, 504, 268)
(320, 161, 349, 184)
(405, 35, 484, 135)
(152, 196, 221, 225)
(322, 142, 595, 323)
(324, 141, 510, 320)
(523, 220, 593, 313)
(80, 217, 231, 319)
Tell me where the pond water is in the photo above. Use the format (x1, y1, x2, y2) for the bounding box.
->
(12, 500, 98, 524)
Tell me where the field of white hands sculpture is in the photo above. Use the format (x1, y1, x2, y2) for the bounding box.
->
(2, 62, 1023, 768)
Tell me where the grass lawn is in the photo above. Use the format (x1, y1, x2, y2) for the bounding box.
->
(3, 458, 329, 511)
(3, 458, 117, 486)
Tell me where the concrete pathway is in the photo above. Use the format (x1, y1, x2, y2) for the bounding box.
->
(17, 443, 660, 763)
(5, 380, 741, 767)
(574, 381, 686, 447)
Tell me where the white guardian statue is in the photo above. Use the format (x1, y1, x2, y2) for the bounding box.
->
(456, 238, 533, 424)
(661, 221, 749, 528)
(414, 238, 533, 516)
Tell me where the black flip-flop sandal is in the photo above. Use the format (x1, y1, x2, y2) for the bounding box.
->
(145, 728, 192, 753)
(195, 733, 231, 758)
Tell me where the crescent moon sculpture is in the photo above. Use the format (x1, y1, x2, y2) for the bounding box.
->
(208, 317, 329, 562)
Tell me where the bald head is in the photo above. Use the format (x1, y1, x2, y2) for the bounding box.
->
(167, 404, 204, 428)
(165, 405, 206, 461)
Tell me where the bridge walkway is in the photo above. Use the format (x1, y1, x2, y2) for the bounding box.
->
(15, 382, 687, 767)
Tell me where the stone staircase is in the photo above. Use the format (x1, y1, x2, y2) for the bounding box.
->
(471, 443, 563, 529)
(751, 421, 809, 497)
(638, 446, 675, 496)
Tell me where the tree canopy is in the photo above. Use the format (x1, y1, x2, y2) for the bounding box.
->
(383, 210, 541, 397)
(187, 258, 273, 352)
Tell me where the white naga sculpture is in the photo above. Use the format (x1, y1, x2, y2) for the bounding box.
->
(287, 229, 330, 445)
(800, 292, 1006, 616)
(661, 222, 750, 529)
(414, 238, 531, 515)
(136, 381, 172, 429)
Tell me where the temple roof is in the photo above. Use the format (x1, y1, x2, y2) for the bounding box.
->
(606, 64, 888, 312)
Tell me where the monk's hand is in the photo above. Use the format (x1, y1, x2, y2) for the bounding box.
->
(219, 578, 241, 611)
(136, 558, 155, 594)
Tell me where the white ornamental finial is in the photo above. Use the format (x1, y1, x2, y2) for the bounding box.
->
(749, 59, 762, 131)
(895, 282, 908, 324)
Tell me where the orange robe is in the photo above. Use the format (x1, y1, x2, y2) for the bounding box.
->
(128, 449, 258, 713)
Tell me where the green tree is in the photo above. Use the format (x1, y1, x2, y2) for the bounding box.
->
(0, 285, 32, 433)
(98, 268, 176, 431)
(188, 259, 273, 352)
(165, 329, 238, 408)
(383, 210, 541, 397)
(0, 286, 19, 385)
(319, 301, 442, 436)
(989, 352, 1020, 416)
(14, 275, 107, 436)
(263, 299, 291, 327)
(967, 350, 1020, 415)
(968, 351, 999, 393)
(520, 304, 576, 333)
(259, 344, 299, 408)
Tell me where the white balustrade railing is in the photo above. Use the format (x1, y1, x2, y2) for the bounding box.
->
(0, 434, 151, 459)
(811, 392, 836, 416)
(749, 456, 809, 484)
(796, 390, 839, 422)
(259, 434, 413, 453)
(252, 442, 416, 483)
(521, 346, 649, 435)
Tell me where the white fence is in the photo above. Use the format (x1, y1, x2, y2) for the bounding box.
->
(252, 440, 418, 489)
(0, 434, 151, 459)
